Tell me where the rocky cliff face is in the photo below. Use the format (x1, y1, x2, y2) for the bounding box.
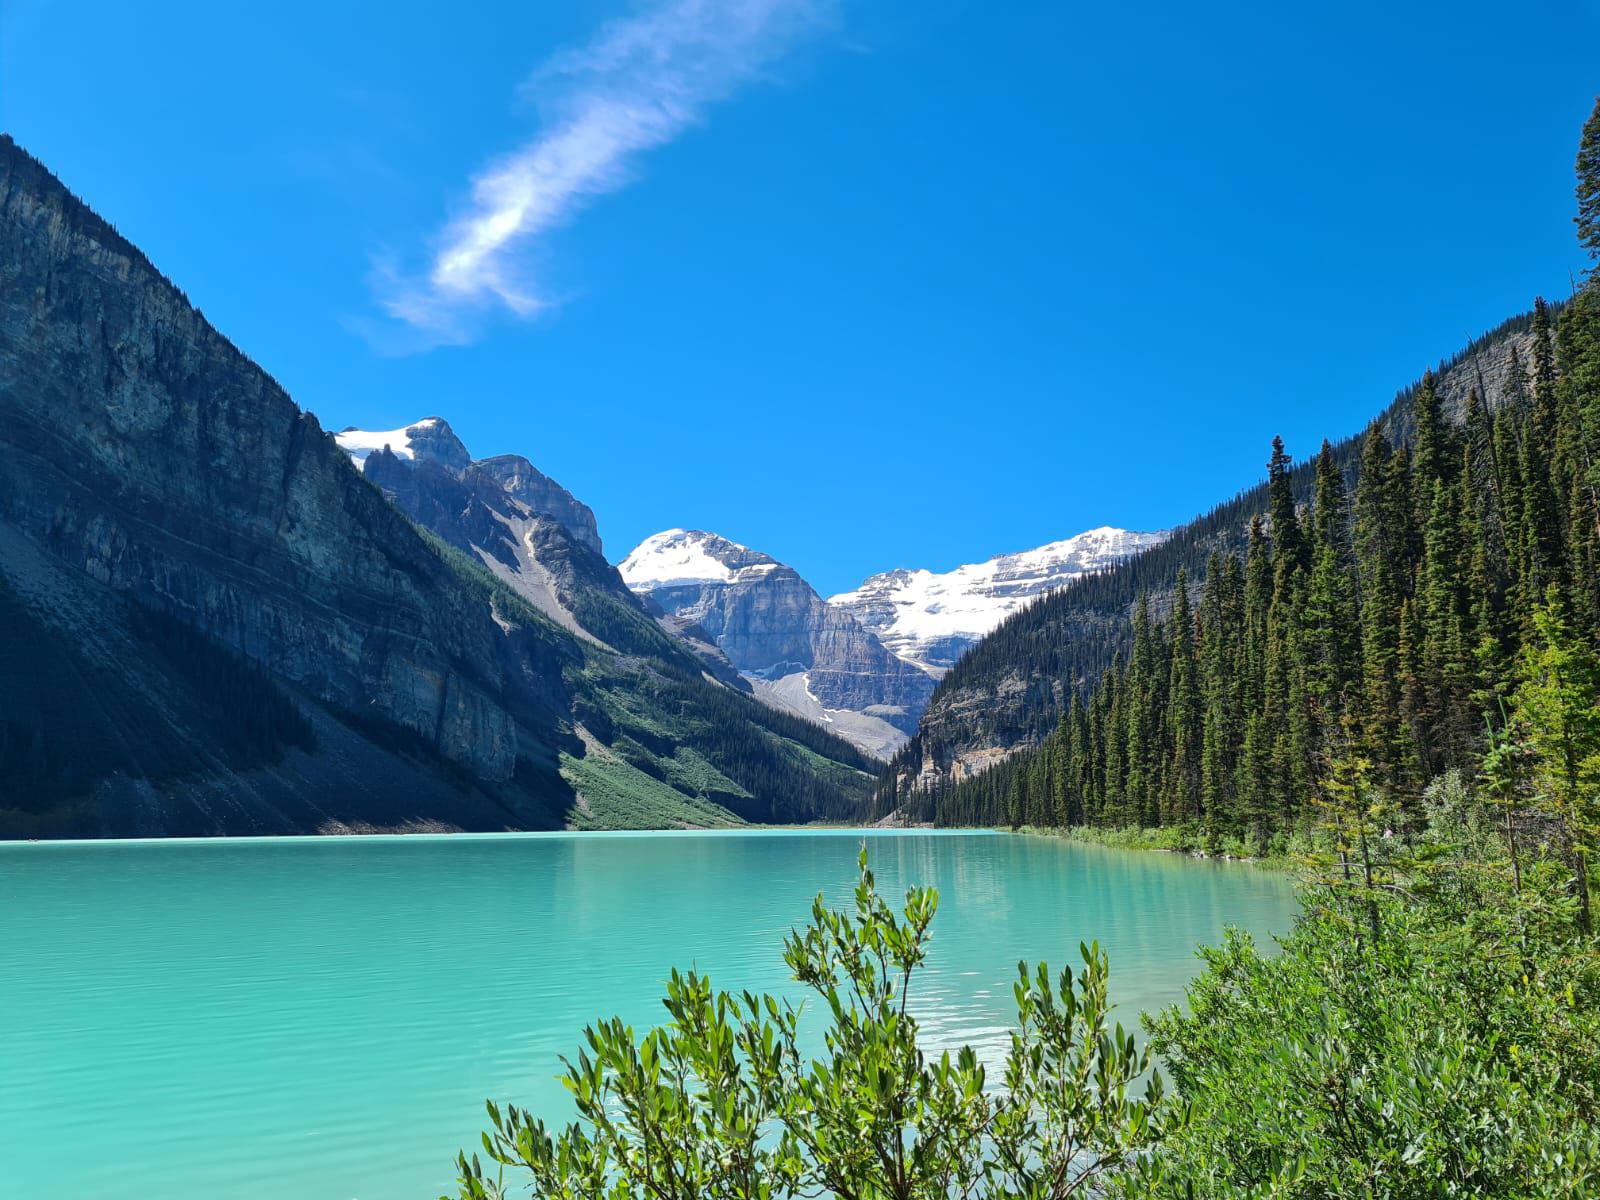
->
(476, 454, 603, 555)
(0, 141, 556, 788)
(337, 417, 605, 559)
(829, 527, 1168, 675)
(0, 136, 871, 836)
(339, 418, 628, 644)
(621, 530, 936, 756)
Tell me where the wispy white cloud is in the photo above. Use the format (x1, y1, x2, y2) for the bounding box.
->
(368, 0, 834, 351)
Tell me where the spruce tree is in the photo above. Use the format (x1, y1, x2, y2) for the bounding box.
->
(1165, 569, 1202, 824)
(1397, 597, 1429, 812)
(1199, 554, 1242, 833)
(1420, 476, 1476, 764)
(1353, 428, 1408, 798)
(1267, 436, 1306, 573)
(1464, 389, 1507, 579)
(1577, 95, 1600, 266)
(1304, 440, 1361, 724)
(1512, 589, 1600, 934)
(1123, 597, 1156, 819)
(1243, 516, 1273, 716)
(1236, 712, 1272, 852)
(1410, 371, 1452, 515)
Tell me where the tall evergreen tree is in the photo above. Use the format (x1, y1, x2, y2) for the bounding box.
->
(1304, 440, 1361, 726)
(1512, 303, 1569, 617)
(1577, 95, 1600, 267)
(1409, 371, 1453, 518)
(1512, 590, 1600, 934)
(1164, 569, 1202, 824)
(1267, 436, 1306, 574)
(1353, 427, 1408, 797)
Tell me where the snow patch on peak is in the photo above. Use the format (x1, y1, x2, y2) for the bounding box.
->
(829, 526, 1169, 674)
(620, 529, 744, 587)
(335, 417, 454, 466)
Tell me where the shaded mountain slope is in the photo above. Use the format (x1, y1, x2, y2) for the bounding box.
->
(0, 135, 871, 836)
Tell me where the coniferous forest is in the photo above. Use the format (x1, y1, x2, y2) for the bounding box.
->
(896, 103, 1600, 904)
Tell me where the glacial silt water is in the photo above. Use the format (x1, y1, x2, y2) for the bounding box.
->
(0, 829, 1296, 1198)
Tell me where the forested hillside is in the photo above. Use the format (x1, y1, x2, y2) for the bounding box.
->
(879, 313, 1544, 803)
(907, 313, 1600, 861)
(887, 102, 1600, 862)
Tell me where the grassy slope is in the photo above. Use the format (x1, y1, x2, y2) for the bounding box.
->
(419, 526, 875, 828)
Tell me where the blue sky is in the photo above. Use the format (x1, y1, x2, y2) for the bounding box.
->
(3, 1, 1596, 594)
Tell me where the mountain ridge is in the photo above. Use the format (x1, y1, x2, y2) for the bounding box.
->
(877, 306, 1552, 806)
(618, 525, 1162, 758)
(621, 528, 934, 757)
(0, 134, 874, 837)
(829, 526, 1169, 676)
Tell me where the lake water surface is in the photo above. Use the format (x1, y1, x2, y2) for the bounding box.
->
(0, 829, 1296, 1199)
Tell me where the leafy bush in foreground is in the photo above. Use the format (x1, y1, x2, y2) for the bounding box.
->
(449, 793, 1600, 1199)
(447, 848, 1176, 1200)
(1136, 761, 1600, 1198)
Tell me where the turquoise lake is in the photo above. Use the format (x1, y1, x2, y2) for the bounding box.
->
(0, 830, 1297, 1199)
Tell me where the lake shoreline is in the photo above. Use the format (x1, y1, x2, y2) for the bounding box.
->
(0, 821, 1296, 874)
(1031, 825, 1301, 871)
(871, 817, 1302, 872)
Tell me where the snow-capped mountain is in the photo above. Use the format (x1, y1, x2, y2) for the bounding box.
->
(336, 418, 603, 557)
(334, 418, 470, 471)
(620, 529, 780, 589)
(621, 530, 935, 758)
(828, 527, 1169, 676)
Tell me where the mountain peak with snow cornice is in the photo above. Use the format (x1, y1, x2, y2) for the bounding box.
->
(619, 529, 784, 588)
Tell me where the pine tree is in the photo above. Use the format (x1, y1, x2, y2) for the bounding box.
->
(1101, 654, 1126, 821)
(1464, 390, 1508, 582)
(1304, 440, 1361, 727)
(1199, 554, 1242, 834)
(1267, 437, 1306, 574)
(1242, 516, 1272, 715)
(1577, 95, 1600, 267)
(1396, 596, 1429, 817)
(1123, 598, 1156, 819)
(1048, 711, 1068, 827)
(1410, 371, 1454, 518)
(1503, 343, 1531, 412)
(1353, 427, 1407, 798)
(1512, 589, 1600, 934)
(1237, 711, 1272, 852)
(1165, 569, 1202, 824)
(1420, 475, 1476, 765)
(1461, 435, 1512, 716)
(1518, 308, 1567, 619)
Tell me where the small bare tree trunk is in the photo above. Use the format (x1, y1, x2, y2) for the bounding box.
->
(1358, 826, 1381, 945)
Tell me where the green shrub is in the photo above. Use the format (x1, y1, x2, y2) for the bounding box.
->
(448, 849, 1177, 1200)
(1140, 823, 1600, 1198)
